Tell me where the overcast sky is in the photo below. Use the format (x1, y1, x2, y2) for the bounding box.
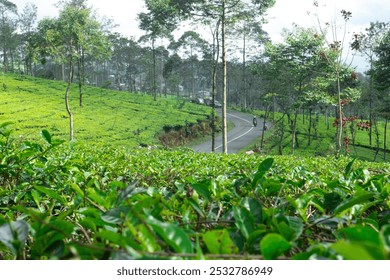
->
(10, 0, 390, 72)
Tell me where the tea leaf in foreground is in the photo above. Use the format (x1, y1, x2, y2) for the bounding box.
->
(260, 233, 291, 260)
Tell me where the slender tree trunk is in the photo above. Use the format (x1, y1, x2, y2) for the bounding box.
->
(373, 117, 380, 162)
(191, 46, 195, 99)
(260, 105, 269, 149)
(221, 0, 228, 154)
(291, 109, 298, 155)
(10, 48, 14, 72)
(152, 38, 157, 101)
(308, 108, 312, 146)
(77, 47, 83, 107)
(278, 115, 285, 155)
(242, 29, 247, 109)
(211, 41, 216, 152)
(369, 95, 373, 146)
(384, 118, 388, 161)
(65, 45, 74, 141)
(62, 63, 66, 81)
(2, 43, 8, 72)
(369, 59, 373, 146)
(211, 20, 220, 152)
(336, 73, 343, 153)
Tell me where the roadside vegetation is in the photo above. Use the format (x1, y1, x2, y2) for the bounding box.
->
(249, 110, 390, 162)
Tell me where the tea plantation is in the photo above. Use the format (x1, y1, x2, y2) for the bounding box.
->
(0, 74, 389, 260)
(0, 125, 389, 259)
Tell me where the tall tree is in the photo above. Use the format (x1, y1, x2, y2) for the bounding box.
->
(313, 4, 361, 153)
(138, 0, 275, 153)
(59, 0, 110, 107)
(109, 33, 143, 92)
(19, 2, 38, 75)
(169, 31, 207, 97)
(37, 1, 110, 140)
(263, 27, 325, 154)
(0, 0, 17, 72)
(138, 0, 175, 101)
(372, 29, 390, 160)
(163, 52, 182, 95)
(373, 30, 390, 91)
(357, 22, 389, 146)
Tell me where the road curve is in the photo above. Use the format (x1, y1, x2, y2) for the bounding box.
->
(191, 110, 266, 154)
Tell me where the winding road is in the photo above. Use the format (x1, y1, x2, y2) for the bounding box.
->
(192, 110, 266, 154)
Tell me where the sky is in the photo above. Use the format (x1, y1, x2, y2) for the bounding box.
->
(10, 0, 390, 72)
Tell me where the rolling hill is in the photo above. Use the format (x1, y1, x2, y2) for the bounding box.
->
(0, 73, 211, 148)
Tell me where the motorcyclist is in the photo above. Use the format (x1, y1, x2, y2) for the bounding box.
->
(253, 116, 257, 127)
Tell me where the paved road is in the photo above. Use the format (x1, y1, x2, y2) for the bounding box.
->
(191, 110, 266, 154)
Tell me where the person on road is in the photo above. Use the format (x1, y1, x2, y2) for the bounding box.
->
(253, 116, 257, 127)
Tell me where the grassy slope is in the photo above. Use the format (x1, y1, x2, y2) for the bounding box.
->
(0, 73, 211, 148)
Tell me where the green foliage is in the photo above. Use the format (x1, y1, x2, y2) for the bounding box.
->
(255, 109, 390, 162)
(260, 233, 291, 260)
(1, 125, 389, 260)
(373, 29, 390, 91)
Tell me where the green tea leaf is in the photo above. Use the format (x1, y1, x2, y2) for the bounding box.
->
(116, 181, 146, 204)
(203, 229, 239, 254)
(191, 180, 211, 200)
(258, 158, 274, 174)
(331, 241, 376, 260)
(380, 224, 390, 252)
(337, 225, 381, 246)
(50, 220, 75, 236)
(187, 198, 205, 218)
(70, 183, 84, 197)
(333, 192, 375, 215)
(195, 236, 205, 260)
(233, 206, 255, 240)
(344, 158, 356, 177)
(260, 233, 291, 260)
(274, 216, 303, 242)
(241, 198, 262, 223)
(101, 206, 131, 224)
(33, 185, 66, 204)
(31, 189, 42, 209)
(146, 215, 193, 254)
(253, 158, 274, 186)
(324, 192, 342, 213)
(41, 129, 52, 145)
(133, 224, 160, 252)
(0, 121, 13, 130)
(96, 230, 124, 246)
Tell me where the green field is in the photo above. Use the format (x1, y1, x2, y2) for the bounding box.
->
(0, 73, 211, 148)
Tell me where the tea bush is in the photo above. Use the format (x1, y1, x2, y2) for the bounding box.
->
(0, 124, 389, 260)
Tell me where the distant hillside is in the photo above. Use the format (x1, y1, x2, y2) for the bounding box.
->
(0, 73, 211, 148)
